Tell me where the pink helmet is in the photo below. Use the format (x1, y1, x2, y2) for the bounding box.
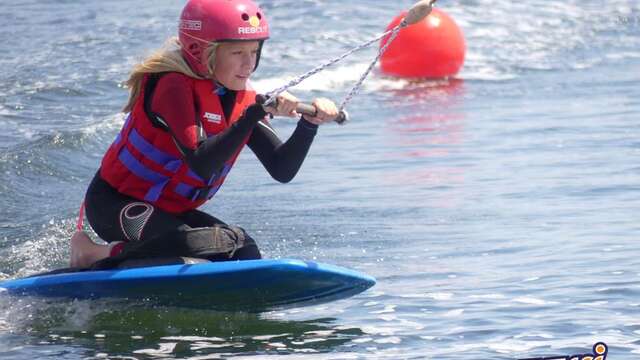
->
(179, 0, 270, 76)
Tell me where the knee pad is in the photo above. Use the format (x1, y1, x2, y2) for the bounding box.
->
(176, 225, 255, 259)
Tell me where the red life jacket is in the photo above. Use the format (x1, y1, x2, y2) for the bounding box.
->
(100, 73, 256, 214)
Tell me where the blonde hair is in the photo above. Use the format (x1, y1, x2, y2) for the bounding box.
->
(123, 37, 219, 112)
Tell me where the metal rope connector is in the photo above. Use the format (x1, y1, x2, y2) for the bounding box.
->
(404, 0, 437, 26)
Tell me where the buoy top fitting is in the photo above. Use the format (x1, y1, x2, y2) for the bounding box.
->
(404, 0, 437, 25)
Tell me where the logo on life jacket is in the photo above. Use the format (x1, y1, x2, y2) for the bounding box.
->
(203, 112, 222, 123)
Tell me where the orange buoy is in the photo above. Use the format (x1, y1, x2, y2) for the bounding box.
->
(380, 8, 465, 79)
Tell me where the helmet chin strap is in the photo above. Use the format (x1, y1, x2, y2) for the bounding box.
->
(254, 40, 265, 72)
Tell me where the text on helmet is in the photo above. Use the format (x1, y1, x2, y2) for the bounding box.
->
(180, 20, 202, 31)
(238, 26, 267, 34)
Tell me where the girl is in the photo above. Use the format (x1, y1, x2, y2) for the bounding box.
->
(70, 0, 338, 269)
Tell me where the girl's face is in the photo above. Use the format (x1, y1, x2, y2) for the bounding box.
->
(213, 41, 259, 90)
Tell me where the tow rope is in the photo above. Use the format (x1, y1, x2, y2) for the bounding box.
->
(263, 0, 437, 124)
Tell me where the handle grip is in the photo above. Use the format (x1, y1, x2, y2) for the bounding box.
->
(296, 103, 349, 125)
(257, 94, 349, 125)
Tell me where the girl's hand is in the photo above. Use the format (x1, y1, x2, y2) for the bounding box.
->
(302, 98, 339, 125)
(264, 91, 299, 118)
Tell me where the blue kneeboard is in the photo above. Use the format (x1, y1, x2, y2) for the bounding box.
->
(0, 259, 375, 311)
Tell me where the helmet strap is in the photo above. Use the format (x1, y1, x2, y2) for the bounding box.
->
(253, 40, 265, 72)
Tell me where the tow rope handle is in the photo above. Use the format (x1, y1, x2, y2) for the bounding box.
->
(258, 95, 350, 124)
(295, 102, 349, 124)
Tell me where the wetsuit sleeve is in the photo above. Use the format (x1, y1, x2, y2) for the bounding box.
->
(150, 74, 266, 181)
(247, 118, 318, 183)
